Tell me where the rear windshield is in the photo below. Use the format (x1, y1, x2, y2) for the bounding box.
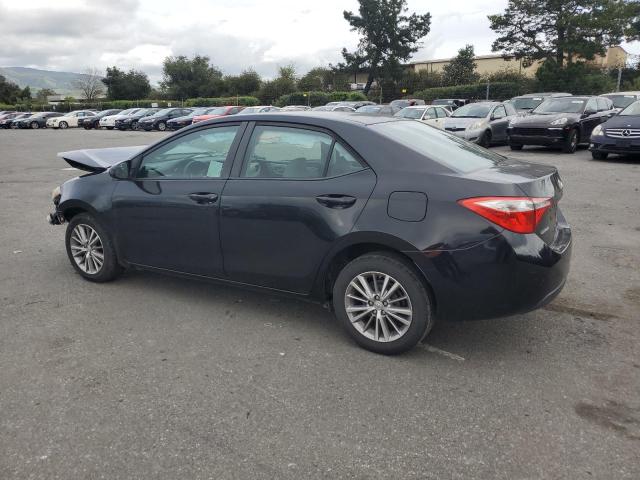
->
(512, 97, 544, 110)
(371, 121, 505, 173)
(602, 94, 638, 109)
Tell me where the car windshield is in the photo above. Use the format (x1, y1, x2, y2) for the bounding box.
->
(200, 107, 227, 115)
(371, 120, 505, 173)
(395, 108, 426, 119)
(603, 94, 638, 109)
(120, 109, 139, 115)
(432, 100, 454, 105)
(150, 108, 173, 117)
(619, 101, 640, 116)
(185, 108, 210, 117)
(533, 98, 586, 114)
(237, 107, 262, 114)
(451, 104, 491, 118)
(512, 97, 544, 110)
(356, 106, 382, 113)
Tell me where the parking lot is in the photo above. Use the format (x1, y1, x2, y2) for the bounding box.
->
(0, 128, 639, 479)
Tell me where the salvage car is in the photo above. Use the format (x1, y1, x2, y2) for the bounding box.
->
(192, 106, 244, 123)
(115, 108, 160, 131)
(507, 96, 616, 153)
(137, 108, 193, 131)
(599, 91, 640, 112)
(80, 109, 122, 129)
(15, 112, 61, 129)
(48, 112, 571, 355)
(46, 110, 96, 129)
(444, 101, 517, 147)
(394, 105, 451, 129)
(510, 93, 571, 114)
(0, 112, 32, 129)
(589, 100, 640, 159)
(99, 108, 143, 130)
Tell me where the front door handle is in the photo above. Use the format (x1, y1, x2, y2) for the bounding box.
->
(316, 194, 357, 209)
(188, 192, 219, 204)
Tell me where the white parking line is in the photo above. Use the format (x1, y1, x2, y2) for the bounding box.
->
(421, 344, 465, 362)
(61, 167, 78, 171)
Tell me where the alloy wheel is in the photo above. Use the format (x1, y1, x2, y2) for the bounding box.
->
(344, 271, 413, 343)
(69, 224, 104, 274)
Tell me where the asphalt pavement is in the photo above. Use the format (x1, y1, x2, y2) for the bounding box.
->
(0, 127, 638, 479)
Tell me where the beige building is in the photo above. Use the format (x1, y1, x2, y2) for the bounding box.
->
(407, 46, 628, 77)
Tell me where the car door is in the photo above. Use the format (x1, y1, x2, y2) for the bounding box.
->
(421, 107, 439, 128)
(219, 123, 377, 293)
(111, 123, 244, 277)
(580, 98, 601, 138)
(434, 107, 450, 129)
(489, 105, 509, 140)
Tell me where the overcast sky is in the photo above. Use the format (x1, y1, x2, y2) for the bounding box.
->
(0, 0, 638, 82)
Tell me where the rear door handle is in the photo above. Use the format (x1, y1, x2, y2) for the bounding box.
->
(316, 194, 357, 209)
(188, 192, 219, 204)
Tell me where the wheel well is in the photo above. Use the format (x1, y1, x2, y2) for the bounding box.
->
(63, 207, 87, 221)
(323, 242, 436, 312)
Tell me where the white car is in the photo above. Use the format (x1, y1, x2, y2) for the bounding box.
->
(394, 105, 451, 129)
(46, 110, 96, 129)
(99, 108, 142, 129)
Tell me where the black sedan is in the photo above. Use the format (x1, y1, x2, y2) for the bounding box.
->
(48, 113, 571, 354)
(166, 107, 213, 130)
(80, 109, 122, 129)
(137, 108, 192, 131)
(0, 112, 32, 129)
(508, 96, 616, 153)
(114, 108, 160, 131)
(589, 100, 640, 159)
(15, 112, 62, 129)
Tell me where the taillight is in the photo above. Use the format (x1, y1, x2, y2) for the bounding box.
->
(458, 196, 552, 234)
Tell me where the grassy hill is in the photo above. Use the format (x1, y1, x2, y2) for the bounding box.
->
(0, 67, 90, 96)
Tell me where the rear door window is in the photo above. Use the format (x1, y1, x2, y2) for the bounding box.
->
(241, 126, 333, 178)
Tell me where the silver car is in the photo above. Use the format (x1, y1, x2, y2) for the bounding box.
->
(443, 101, 517, 147)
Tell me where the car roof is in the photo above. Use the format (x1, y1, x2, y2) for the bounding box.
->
(601, 91, 640, 95)
(196, 111, 399, 128)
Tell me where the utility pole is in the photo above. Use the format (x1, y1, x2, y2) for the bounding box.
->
(486, 81, 490, 100)
(616, 67, 622, 92)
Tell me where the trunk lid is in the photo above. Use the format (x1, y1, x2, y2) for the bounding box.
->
(58, 145, 146, 172)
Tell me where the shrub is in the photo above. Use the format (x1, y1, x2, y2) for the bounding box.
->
(535, 61, 615, 95)
(414, 81, 530, 102)
(184, 96, 260, 107)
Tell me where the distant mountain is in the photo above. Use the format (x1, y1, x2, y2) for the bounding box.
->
(0, 67, 91, 96)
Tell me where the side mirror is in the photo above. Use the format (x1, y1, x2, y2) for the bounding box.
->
(109, 161, 131, 180)
(583, 109, 596, 117)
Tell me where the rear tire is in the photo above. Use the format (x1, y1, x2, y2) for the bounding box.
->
(591, 151, 608, 160)
(509, 144, 523, 150)
(332, 253, 433, 355)
(59, 121, 68, 130)
(65, 213, 122, 283)
(31, 121, 39, 129)
(157, 121, 166, 131)
(562, 128, 578, 153)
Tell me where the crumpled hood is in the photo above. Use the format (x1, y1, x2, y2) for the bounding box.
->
(58, 145, 146, 172)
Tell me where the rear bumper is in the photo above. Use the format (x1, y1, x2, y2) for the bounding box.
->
(408, 216, 572, 322)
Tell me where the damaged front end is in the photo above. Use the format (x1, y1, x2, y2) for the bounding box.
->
(47, 185, 64, 225)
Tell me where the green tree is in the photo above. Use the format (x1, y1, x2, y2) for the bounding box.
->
(338, 0, 431, 94)
(535, 61, 615, 94)
(489, 0, 640, 67)
(19, 86, 32, 100)
(257, 65, 298, 104)
(102, 67, 151, 100)
(225, 69, 262, 96)
(35, 88, 56, 103)
(0, 74, 22, 104)
(161, 55, 224, 99)
(298, 67, 331, 91)
(442, 45, 480, 86)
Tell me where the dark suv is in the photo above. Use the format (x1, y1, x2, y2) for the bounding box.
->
(507, 96, 616, 153)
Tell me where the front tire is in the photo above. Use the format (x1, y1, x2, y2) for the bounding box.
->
(65, 213, 121, 282)
(332, 253, 433, 355)
(591, 151, 608, 160)
(479, 130, 492, 148)
(59, 121, 68, 130)
(562, 128, 578, 153)
(31, 121, 39, 129)
(157, 121, 166, 131)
